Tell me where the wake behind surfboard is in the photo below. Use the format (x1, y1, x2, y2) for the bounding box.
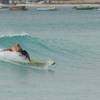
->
(0, 49, 55, 69)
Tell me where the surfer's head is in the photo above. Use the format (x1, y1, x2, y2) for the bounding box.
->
(15, 43, 22, 52)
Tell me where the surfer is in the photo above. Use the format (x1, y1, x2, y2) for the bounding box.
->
(3, 43, 31, 62)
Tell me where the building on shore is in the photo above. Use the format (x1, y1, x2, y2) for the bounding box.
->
(0, 0, 9, 4)
(0, 0, 35, 4)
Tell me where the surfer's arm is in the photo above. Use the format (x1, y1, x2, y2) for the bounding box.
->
(3, 48, 12, 51)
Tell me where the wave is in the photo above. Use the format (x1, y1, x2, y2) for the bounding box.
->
(0, 32, 66, 61)
(0, 32, 88, 64)
(0, 33, 79, 60)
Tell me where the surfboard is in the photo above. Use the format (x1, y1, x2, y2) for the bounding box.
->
(13, 59, 55, 69)
(0, 49, 55, 68)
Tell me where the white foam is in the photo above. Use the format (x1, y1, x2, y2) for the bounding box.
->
(0, 32, 29, 38)
(0, 50, 28, 63)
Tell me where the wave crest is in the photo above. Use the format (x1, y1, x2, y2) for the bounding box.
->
(0, 32, 29, 38)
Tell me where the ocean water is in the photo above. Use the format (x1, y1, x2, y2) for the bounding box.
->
(0, 7, 100, 100)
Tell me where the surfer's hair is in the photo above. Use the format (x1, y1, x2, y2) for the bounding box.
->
(16, 43, 21, 47)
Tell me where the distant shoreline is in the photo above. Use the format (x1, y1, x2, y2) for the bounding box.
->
(1, 3, 100, 8)
(16, 3, 100, 8)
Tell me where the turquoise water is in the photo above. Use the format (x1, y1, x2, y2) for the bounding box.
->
(0, 7, 100, 100)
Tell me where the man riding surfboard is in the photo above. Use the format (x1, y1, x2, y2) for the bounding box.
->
(3, 43, 31, 62)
